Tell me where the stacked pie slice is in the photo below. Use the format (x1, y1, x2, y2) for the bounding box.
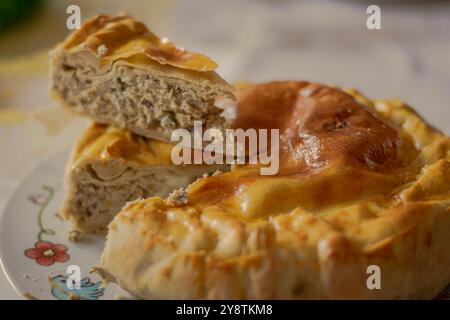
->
(51, 14, 232, 234)
(51, 15, 450, 299)
(51, 14, 235, 141)
(60, 123, 228, 234)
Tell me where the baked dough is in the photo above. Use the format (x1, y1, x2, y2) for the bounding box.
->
(100, 81, 450, 299)
(50, 14, 235, 141)
(61, 123, 227, 234)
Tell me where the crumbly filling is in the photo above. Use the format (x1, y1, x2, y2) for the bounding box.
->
(166, 187, 189, 206)
(53, 63, 226, 136)
(67, 171, 169, 232)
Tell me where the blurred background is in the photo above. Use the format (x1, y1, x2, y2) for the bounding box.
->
(0, 0, 449, 297)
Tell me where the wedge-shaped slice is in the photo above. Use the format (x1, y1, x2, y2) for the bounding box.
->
(61, 123, 227, 234)
(50, 14, 235, 141)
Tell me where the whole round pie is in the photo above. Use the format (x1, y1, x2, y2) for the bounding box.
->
(100, 81, 450, 299)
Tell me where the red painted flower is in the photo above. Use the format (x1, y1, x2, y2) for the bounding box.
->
(24, 241, 70, 266)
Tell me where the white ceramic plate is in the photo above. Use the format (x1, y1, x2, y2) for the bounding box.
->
(0, 149, 130, 300)
(1, 149, 449, 300)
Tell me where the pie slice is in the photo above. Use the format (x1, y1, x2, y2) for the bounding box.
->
(99, 81, 450, 299)
(61, 123, 227, 234)
(50, 14, 235, 141)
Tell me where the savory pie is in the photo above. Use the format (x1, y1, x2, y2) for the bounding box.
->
(61, 123, 227, 234)
(50, 14, 235, 142)
(100, 81, 450, 299)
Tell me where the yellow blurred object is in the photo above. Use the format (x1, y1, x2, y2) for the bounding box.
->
(0, 107, 28, 124)
(0, 50, 47, 74)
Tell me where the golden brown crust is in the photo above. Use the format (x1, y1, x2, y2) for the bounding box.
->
(100, 82, 450, 299)
(232, 82, 415, 172)
(191, 82, 419, 213)
(53, 14, 233, 90)
(69, 123, 175, 167)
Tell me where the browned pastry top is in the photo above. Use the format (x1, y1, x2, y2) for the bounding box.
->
(184, 82, 419, 216)
(232, 81, 413, 174)
(62, 14, 218, 72)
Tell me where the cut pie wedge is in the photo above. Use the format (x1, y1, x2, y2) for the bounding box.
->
(61, 123, 227, 234)
(50, 14, 235, 141)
